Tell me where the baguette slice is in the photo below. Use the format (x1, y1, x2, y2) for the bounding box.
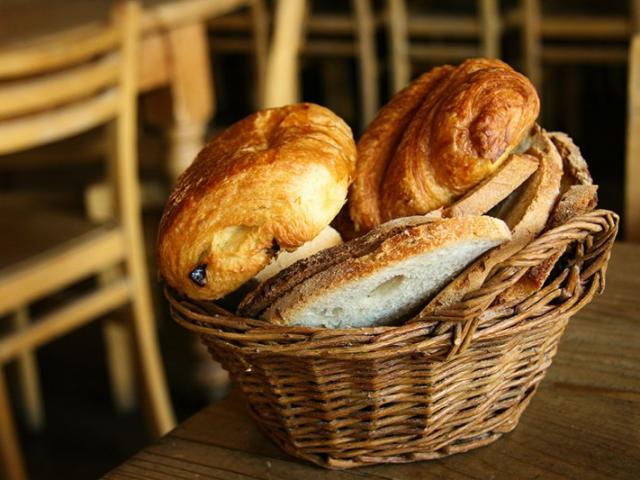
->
(493, 131, 597, 306)
(254, 226, 342, 282)
(412, 126, 563, 319)
(548, 131, 593, 189)
(443, 153, 539, 218)
(249, 216, 510, 328)
(493, 183, 598, 306)
(238, 215, 440, 318)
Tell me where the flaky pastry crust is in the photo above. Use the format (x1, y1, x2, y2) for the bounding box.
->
(158, 103, 356, 300)
(351, 58, 540, 232)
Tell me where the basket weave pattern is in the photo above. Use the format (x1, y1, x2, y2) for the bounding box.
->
(169, 210, 618, 469)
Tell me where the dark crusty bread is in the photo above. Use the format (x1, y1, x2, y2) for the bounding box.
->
(493, 131, 597, 306)
(549, 184, 598, 226)
(238, 215, 438, 318)
(549, 131, 593, 190)
(443, 153, 539, 218)
(240, 216, 510, 328)
(412, 126, 563, 319)
(493, 184, 598, 306)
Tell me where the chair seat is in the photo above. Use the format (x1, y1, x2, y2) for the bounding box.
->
(0, 200, 126, 316)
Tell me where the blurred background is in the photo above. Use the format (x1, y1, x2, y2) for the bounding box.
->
(0, 0, 637, 478)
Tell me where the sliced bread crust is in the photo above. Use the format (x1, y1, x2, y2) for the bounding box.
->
(444, 153, 539, 218)
(257, 216, 510, 328)
(238, 215, 439, 318)
(549, 131, 593, 188)
(493, 128, 597, 306)
(493, 182, 598, 306)
(413, 126, 563, 318)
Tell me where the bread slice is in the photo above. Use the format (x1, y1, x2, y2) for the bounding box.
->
(254, 226, 342, 282)
(493, 182, 598, 306)
(249, 216, 510, 328)
(492, 128, 597, 307)
(238, 215, 440, 318)
(549, 184, 598, 226)
(548, 131, 593, 189)
(413, 126, 563, 318)
(444, 153, 539, 218)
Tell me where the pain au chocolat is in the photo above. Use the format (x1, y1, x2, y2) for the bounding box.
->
(349, 58, 540, 233)
(157, 103, 356, 300)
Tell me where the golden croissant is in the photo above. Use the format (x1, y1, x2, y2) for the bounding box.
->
(157, 103, 356, 300)
(350, 58, 540, 233)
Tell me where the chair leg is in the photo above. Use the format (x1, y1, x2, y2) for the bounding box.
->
(115, 2, 175, 436)
(165, 22, 214, 182)
(250, 0, 269, 109)
(387, 0, 410, 95)
(102, 305, 137, 412)
(127, 241, 176, 438)
(11, 308, 44, 431)
(626, 34, 640, 240)
(353, 0, 379, 129)
(480, 0, 501, 59)
(262, 0, 308, 108)
(0, 368, 27, 480)
(86, 182, 137, 413)
(521, 0, 542, 90)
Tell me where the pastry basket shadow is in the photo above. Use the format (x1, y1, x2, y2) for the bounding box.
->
(167, 209, 618, 469)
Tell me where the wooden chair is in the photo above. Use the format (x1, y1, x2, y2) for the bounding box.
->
(207, 0, 269, 109)
(0, 2, 175, 479)
(262, 0, 379, 129)
(505, 0, 640, 90)
(627, 34, 640, 241)
(384, 0, 501, 94)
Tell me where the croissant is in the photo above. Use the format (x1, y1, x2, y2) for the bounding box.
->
(157, 103, 356, 300)
(350, 58, 540, 233)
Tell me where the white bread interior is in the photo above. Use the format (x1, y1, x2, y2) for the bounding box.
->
(263, 216, 510, 328)
(254, 226, 342, 282)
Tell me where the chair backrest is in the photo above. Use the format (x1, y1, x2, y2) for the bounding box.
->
(0, 1, 139, 156)
(626, 33, 640, 241)
(0, 1, 143, 242)
(386, 0, 501, 95)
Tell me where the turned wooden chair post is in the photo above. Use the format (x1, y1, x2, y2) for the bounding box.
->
(250, 0, 270, 108)
(385, 0, 502, 94)
(0, 2, 175, 478)
(521, 0, 542, 89)
(353, 0, 379, 125)
(263, 0, 379, 128)
(387, 0, 410, 94)
(7, 308, 44, 433)
(626, 34, 640, 241)
(263, 0, 308, 108)
(113, 2, 174, 435)
(481, 0, 501, 59)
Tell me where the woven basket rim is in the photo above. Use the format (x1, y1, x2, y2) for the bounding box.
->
(168, 209, 618, 333)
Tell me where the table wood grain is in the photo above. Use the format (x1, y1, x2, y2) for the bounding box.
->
(104, 242, 640, 480)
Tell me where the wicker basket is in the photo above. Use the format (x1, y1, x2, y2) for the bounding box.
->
(169, 209, 618, 469)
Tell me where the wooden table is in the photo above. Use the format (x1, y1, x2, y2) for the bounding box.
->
(105, 243, 640, 480)
(1, 0, 249, 181)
